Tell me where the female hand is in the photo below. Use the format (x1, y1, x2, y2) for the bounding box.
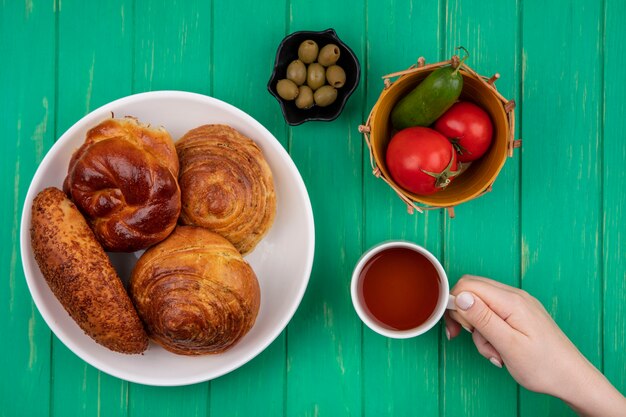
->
(445, 275, 626, 417)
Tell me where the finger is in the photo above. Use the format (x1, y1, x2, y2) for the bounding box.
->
(472, 331, 503, 368)
(448, 310, 474, 334)
(444, 311, 462, 339)
(451, 278, 522, 322)
(454, 291, 515, 352)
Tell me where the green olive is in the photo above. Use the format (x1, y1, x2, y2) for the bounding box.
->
(286, 59, 306, 85)
(298, 40, 319, 64)
(313, 85, 338, 107)
(276, 79, 299, 100)
(295, 85, 314, 109)
(326, 65, 346, 88)
(318, 44, 341, 66)
(306, 63, 326, 90)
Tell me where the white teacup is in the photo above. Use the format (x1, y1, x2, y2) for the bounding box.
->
(351, 241, 456, 338)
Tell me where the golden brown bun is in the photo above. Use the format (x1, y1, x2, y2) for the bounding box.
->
(130, 226, 260, 355)
(176, 124, 276, 255)
(63, 117, 181, 252)
(30, 187, 148, 354)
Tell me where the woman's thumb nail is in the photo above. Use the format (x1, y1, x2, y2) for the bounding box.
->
(456, 292, 475, 311)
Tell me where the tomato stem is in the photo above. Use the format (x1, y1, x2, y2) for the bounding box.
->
(449, 137, 472, 156)
(421, 155, 461, 190)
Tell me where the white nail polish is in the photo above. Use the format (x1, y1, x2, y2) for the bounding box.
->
(445, 327, 450, 340)
(456, 292, 475, 311)
(489, 357, 503, 368)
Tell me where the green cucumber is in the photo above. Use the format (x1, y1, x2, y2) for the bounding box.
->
(391, 63, 465, 130)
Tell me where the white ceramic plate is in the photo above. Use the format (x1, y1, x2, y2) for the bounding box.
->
(20, 91, 315, 386)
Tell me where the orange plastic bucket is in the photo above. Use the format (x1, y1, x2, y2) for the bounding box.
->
(360, 57, 519, 215)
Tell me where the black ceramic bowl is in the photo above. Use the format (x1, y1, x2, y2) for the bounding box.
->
(268, 28, 361, 126)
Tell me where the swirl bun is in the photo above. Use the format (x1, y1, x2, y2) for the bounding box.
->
(130, 226, 261, 355)
(63, 117, 181, 252)
(176, 124, 276, 255)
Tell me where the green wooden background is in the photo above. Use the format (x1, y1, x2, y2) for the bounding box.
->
(1, 0, 624, 416)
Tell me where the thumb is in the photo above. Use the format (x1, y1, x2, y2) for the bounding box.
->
(454, 292, 513, 351)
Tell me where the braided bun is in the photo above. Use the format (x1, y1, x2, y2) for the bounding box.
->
(64, 117, 181, 252)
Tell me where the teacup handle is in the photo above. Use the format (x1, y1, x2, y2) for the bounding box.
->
(447, 294, 457, 310)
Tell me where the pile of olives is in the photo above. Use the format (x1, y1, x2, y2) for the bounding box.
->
(276, 40, 347, 109)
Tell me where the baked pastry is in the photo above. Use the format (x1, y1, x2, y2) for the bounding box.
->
(30, 187, 148, 354)
(130, 226, 260, 355)
(63, 117, 181, 252)
(176, 124, 276, 255)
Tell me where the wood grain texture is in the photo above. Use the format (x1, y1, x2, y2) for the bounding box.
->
(53, 343, 130, 417)
(209, 0, 287, 414)
(0, 1, 54, 415)
(129, 384, 209, 417)
(362, 1, 442, 416)
(212, 0, 289, 136)
(2, 0, 625, 416)
(603, 0, 626, 396)
(521, 0, 603, 415)
(133, 0, 212, 94)
(52, 2, 133, 414)
(442, 1, 521, 416)
(285, 0, 365, 415)
(129, 1, 211, 415)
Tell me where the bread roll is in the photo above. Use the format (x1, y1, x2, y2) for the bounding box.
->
(30, 187, 148, 354)
(63, 117, 181, 252)
(176, 124, 276, 255)
(130, 226, 260, 355)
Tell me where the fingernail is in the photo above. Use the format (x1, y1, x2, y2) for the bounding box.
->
(462, 325, 473, 334)
(489, 357, 503, 368)
(445, 327, 450, 340)
(456, 292, 475, 311)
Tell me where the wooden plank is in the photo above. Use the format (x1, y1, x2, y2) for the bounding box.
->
(210, 340, 285, 417)
(442, 1, 521, 416)
(285, 1, 365, 415)
(128, 1, 212, 415)
(361, 1, 442, 416)
(52, 343, 129, 416)
(50, 1, 133, 415)
(209, 0, 287, 414)
(521, 0, 603, 415)
(603, 0, 626, 397)
(133, 0, 212, 95)
(211, 0, 288, 135)
(0, 1, 55, 416)
(56, 0, 133, 132)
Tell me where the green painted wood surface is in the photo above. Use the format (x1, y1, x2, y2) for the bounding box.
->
(362, 2, 442, 416)
(603, 0, 626, 399)
(521, 0, 604, 415)
(2, 0, 625, 416)
(442, 1, 521, 416)
(0, 1, 54, 416)
(286, 1, 365, 415)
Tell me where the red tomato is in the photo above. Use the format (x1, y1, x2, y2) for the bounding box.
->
(385, 127, 460, 195)
(433, 101, 493, 162)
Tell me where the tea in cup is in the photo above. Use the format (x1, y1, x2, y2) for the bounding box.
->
(351, 241, 455, 338)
